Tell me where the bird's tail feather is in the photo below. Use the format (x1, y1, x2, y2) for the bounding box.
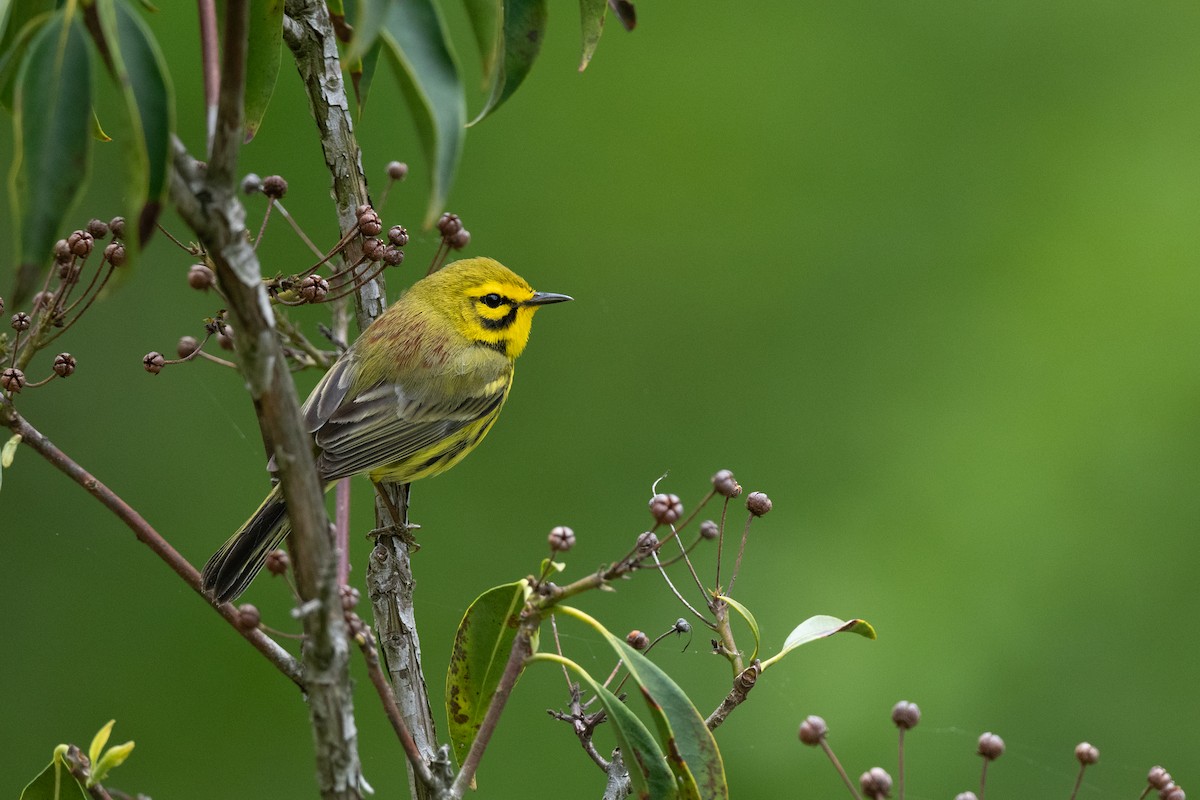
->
(201, 484, 289, 604)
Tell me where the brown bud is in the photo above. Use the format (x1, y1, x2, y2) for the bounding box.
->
(699, 519, 719, 540)
(53, 239, 72, 261)
(1150, 768, 1173, 790)
(298, 275, 330, 303)
(387, 225, 409, 247)
(362, 237, 385, 261)
(386, 161, 408, 181)
(87, 218, 109, 239)
(11, 312, 32, 332)
(104, 241, 127, 266)
(262, 175, 288, 198)
(143, 351, 165, 374)
(108, 216, 127, 238)
(437, 213, 462, 236)
(859, 767, 892, 800)
(746, 491, 772, 516)
(340, 585, 361, 610)
(217, 325, 234, 351)
(356, 203, 372, 216)
(797, 715, 827, 745)
(548, 525, 576, 552)
(635, 531, 659, 553)
(31, 291, 53, 311)
(448, 228, 471, 250)
(891, 700, 920, 730)
(237, 603, 261, 630)
(1162, 789, 1186, 800)
(265, 549, 290, 576)
(358, 209, 382, 237)
(68, 230, 94, 257)
(648, 493, 683, 524)
(188, 263, 216, 290)
(625, 630, 650, 650)
(52, 353, 76, 377)
(1073, 741, 1098, 765)
(977, 732, 1005, 760)
(382, 246, 405, 266)
(1, 367, 26, 393)
(712, 469, 742, 497)
(176, 336, 200, 358)
(240, 174, 263, 195)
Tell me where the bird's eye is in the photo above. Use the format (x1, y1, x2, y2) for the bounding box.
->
(481, 293, 504, 308)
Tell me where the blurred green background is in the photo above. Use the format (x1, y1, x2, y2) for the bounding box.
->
(2, 1, 1198, 797)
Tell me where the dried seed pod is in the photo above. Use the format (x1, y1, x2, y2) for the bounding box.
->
(143, 351, 165, 374)
(11, 312, 32, 332)
(265, 549, 290, 576)
(437, 213, 462, 236)
(188, 263, 216, 290)
(648, 493, 683, 524)
(108, 216, 127, 238)
(386, 161, 408, 181)
(87, 218, 110, 239)
(977, 732, 1005, 760)
(448, 228, 470, 250)
(699, 520, 720, 540)
(548, 525, 576, 552)
(52, 353, 77, 377)
(891, 700, 921, 730)
(262, 175, 288, 198)
(797, 715, 827, 745)
(104, 241, 127, 266)
(745, 491, 772, 516)
(625, 630, 649, 650)
(387, 225, 409, 247)
(712, 469, 742, 498)
(1, 367, 26, 393)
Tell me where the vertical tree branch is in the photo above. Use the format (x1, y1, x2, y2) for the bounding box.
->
(170, 1, 362, 796)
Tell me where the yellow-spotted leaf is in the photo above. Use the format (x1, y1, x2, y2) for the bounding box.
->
(379, 0, 465, 228)
(243, 0, 283, 141)
(11, 10, 92, 302)
(468, 0, 546, 126)
(715, 595, 760, 663)
(560, 606, 727, 799)
(531, 653, 677, 800)
(445, 580, 533, 767)
(760, 615, 876, 671)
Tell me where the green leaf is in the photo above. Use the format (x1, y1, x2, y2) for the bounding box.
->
(0, 432, 18, 491)
(87, 720, 114, 768)
(560, 606, 727, 800)
(243, 0, 282, 141)
(19, 749, 89, 800)
(715, 595, 759, 663)
(468, 0, 547, 126)
(577, 0, 604, 71)
(379, 0, 465, 228)
(10, 10, 92, 302)
(90, 739, 134, 786)
(759, 615, 877, 671)
(530, 652, 677, 800)
(0, 0, 54, 110)
(348, 36, 381, 117)
(539, 557, 565, 575)
(445, 580, 533, 768)
(345, 0, 388, 64)
(461, 0, 499, 86)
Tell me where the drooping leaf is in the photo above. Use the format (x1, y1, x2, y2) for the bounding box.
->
(19, 750, 89, 800)
(345, 0, 388, 64)
(379, 0, 465, 228)
(243, 0, 282, 141)
(461, 0, 499, 86)
(560, 605, 727, 800)
(468, 0, 547, 126)
(0, 0, 55, 109)
(610, 0, 635, 31)
(445, 580, 533, 767)
(577, 0, 604, 71)
(10, 11, 92, 302)
(759, 615, 876, 671)
(348, 36, 381, 117)
(530, 652, 677, 800)
(715, 595, 760, 663)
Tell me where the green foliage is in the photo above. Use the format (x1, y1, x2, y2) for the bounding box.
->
(468, 0, 547, 126)
(20, 722, 134, 799)
(715, 595, 760, 663)
(760, 615, 877, 671)
(242, 0, 283, 142)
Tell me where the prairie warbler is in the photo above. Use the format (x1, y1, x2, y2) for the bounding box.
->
(201, 257, 571, 602)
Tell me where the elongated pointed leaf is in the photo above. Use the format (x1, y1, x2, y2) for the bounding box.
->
(461, 0, 499, 86)
(531, 652, 677, 800)
(379, 0, 464, 227)
(715, 595, 760, 663)
(468, 0, 546, 125)
(10, 11, 92, 301)
(578, 0, 604, 71)
(760, 615, 876, 671)
(561, 606, 727, 800)
(349, 36, 381, 117)
(345, 0, 388, 64)
(446, 581, 532, 767)
(243, 0, 282, 141)
(0, 0, 55, 109)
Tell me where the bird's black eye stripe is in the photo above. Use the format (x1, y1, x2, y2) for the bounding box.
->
(481, 293, 505, 308)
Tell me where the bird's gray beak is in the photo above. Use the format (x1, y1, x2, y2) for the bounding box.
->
(525, 292, 573, 306)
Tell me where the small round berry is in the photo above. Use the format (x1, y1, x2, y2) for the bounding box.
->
(648, 493, 683, 525)
(448, 228, 470, 250)
(859, 766, 892, 800)
(11, 312, 32, 332)
(104, 241, 127, 266)
(53, 239, 72, 261)
(712, 469, 742, 498)
(241, 174, 264, 194)
(143, 351, 165, 374)
(358, 208, 382, 236)
(356, 203, 372, 216)
(437, 213, 462, 237)
(797, 715, 827, 745)
(87, 218, 109, 239)
(68, 230, 94, 257)
(1149, 768, 1173, 790)
(262, 174, 288, 198)
(298, 275, 330, 303)
(1074, 742, 1098, 765)
(265, 549, 291, 576)
(386, 161, 408, 181)
(387, 225, 409, 247)
(673, 618, 691, 633)
(339, 585, 361, 610)
(1, 367, 26, 394)
(176, 336, 200, 359)
(58, 260, 81, 281)
(746, 491, 772, 516)
(236, 603, 261, 630)
(52, 353, 76, 378)
(625, 630, 649, 650)
(382, 246, 405, 266)
(188, 263, 216, 290)
(635, 531, 659, 553)
(217, 325, 235, 351)
(548, 525, 576, 552)
(977, 732, 1005, 760)
(108, 216, 127, 238)
(891, 700, 921, 730)
(699, 519, 720, 540)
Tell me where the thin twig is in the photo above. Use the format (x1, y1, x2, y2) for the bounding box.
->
(724, 514, 755, 597)
(650, 550, 714, 626)
(197, 0, 219, 150)
(714, 496, 731, 589)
